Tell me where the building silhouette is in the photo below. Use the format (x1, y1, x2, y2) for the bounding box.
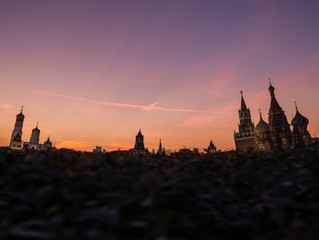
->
(129, 129, 147, 154)
(291, 103, 312, 146)
(207, 140, 217, 153)
(9, 107, 53, 151)
(255, 111, 275, 151)
(30, 122, 40, 144)
(9, 107, 25, 150)
(234, 91, 258, 152)
(235, 82, 312, 152)
(157, 139, 164, 155)
(268, 83, 292, 149)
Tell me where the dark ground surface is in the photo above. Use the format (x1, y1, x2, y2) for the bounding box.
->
(0, 146, 319, 240)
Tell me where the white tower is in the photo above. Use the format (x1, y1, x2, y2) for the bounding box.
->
(9, 106, 25, 150)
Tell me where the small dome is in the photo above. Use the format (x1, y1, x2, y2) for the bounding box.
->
(255, 115, 271, 132)
(16, 112, 24, 120)
(291, 110, 308, 126)
(32, 127, 40, 133)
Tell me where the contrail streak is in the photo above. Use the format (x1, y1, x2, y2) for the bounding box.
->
(34, 91, 203, 113)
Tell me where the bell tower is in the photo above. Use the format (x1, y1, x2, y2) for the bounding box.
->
(9, 106, 25, 150)
(134, 129, 145, 150)
(30, 122, 40, 145)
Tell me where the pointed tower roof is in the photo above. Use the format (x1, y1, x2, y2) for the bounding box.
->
(208, 140, 216, 150)
(158, 139, 162, 151)
(256, 111, 271, 132)
(268, 82, 282, 112)
(45, 136, 51, 144)
(240, 91, 248, 111)
(291, 102, 309, 126)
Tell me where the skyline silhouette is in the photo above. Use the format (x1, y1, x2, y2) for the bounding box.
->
(1, 0, 319, 151)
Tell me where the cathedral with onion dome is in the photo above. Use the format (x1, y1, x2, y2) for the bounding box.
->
(234, 82, 312, 152)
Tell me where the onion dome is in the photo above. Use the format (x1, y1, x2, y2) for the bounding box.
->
(291, 104, 309, 126)
(32, 122, 40, 132)
(16, 107, 25, 120)
(255, 112, 271, 132)
(268, 83, 274, 95)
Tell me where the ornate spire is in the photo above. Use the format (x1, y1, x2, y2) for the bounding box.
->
(158, 139, 162, 152)
(294, 101, 298, 112)
(268, 78, 274, 96)
(268, 82, 282, 112)
(240, 91, 248, 110)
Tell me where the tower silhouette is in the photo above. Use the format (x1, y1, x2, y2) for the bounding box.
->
(234, 91, 258, 152)
(9, 107, 25, 150)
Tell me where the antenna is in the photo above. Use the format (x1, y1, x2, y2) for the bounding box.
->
(268, 78, 271, 85)
(240, 90, 243, 95)
(258, 109, 262, 118)
(21, 105, 24, 113)
(36, 122, 39, 128)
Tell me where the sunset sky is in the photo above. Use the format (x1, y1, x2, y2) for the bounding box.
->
(1, 0, 319, 152)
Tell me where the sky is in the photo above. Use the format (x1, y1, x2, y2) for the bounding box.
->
(0, 0, 319, 152)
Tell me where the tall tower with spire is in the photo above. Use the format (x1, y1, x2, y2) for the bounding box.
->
(130, 129, 147, 154)
(30, 122, 40, 145)
(134, 129, 145, 150)
(267, 82, 292, 149)
(234, 91, 258, 152)
(157, 139, 164, 155)
(9, 106, 25, 150)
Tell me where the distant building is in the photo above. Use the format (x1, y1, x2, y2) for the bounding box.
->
(9, 108, 53, 151)
(9, 107, 25, 150)
(93, 146, 102, 153)
(157, 139, 165, 155)
(234, 91, 258, 152)
(207, 140, 217, 153)
(43, 136, 53, 150)
(129, 129, 147, 154)
(24, 121, 53, 151)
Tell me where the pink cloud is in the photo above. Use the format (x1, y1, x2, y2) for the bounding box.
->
(181, 101, 239, 127)
(310, 53, 319, 59)
(201, 68, 238, 98)
(0, 103, 15, 113)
